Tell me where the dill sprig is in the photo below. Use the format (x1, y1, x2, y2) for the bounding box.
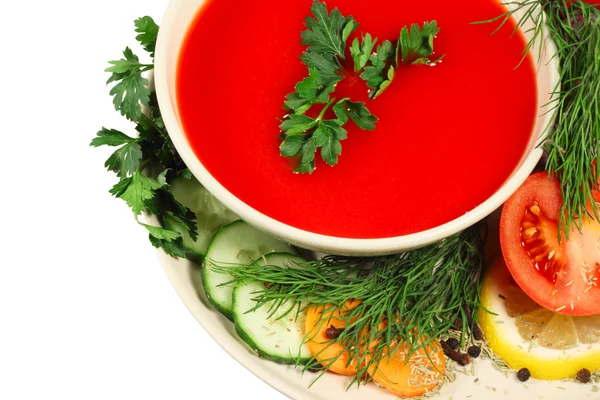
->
(476, 0, 600, 238)
(544, 2, 600, 237)
(213, 223, 485, 388)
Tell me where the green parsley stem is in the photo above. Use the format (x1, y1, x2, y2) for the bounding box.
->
(317, 98, 336, 121)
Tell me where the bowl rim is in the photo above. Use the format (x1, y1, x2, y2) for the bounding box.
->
(154, 0, 560, 256)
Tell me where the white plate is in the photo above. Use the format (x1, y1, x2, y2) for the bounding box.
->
(155, 247, 600, 399)
(151, 0, 594, 397)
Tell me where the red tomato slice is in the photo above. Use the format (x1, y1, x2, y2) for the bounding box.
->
(500, 172, 600, 316)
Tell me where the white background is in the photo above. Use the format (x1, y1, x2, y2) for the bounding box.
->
(0, 1, 284, 399)
(2, 2, 600, 400)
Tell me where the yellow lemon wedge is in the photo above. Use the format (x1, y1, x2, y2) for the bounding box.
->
(479, 258, 600, 380)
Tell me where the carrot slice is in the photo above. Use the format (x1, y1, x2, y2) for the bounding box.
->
(304, 300, 361, 375)
(367, 339, 445, 398)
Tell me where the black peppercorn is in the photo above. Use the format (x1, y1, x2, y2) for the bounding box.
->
(446, 338, 459, 350)
(467, 345, 481, 358)
(576, 368, 591, 384)
(517, 368, 531, 382)
(325, 325, 344, 340)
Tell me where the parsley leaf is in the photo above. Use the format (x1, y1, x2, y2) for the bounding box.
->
(375, 65, 395, 99)
(280, 97, 376, 173)
(296, 68, 328, 99)
(283, 93, 311, 114)
(280, 134, 310, 158)
(134, 16, 159, 58)
(90, 127, 136, 147)
(136, 93, 188, 179)
(295, 138, 317, 174)
(145, 188, 198, 241)
(285, 59, 340, 115)
(280, 101, 329, 173)
(111, 169, 165, 215)
(301, 0, 358, 58)
(140, 212, 189, 259)
(357, 21, 442, 99)
(400, 21, 442, 65)
(148, 235, 187, 258)
(351, 33, 377, 71)
(284, 68, 339, 114)
(280, 114, 318, 135)
(342, 19, 357, 42)
(139, 221, 181, 241)
(360, 40, 395, 99)
(299, 52, 341, 82)
(333, 99, 378, 130)
(104, 142, 143, 177)
(106, 47, 153, 122)
(313, 120, 347, 166)
(91, 128, 142, 177)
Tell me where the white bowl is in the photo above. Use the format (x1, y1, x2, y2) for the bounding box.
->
(155, 0, 559, 256)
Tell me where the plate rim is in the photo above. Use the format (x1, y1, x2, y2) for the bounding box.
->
(155, 249, 314, 400)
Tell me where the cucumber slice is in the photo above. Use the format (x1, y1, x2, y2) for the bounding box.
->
(233, 253, 311, 364)
(167, 176, 238, 262)
(203, 220, 294, 320)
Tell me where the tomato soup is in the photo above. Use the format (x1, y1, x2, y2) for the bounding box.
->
(177, 0, 537, 238)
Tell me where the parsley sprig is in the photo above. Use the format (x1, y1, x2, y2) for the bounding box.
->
(281, 97, 376, 173)
(301, 0, 358, 58)
(359, 40, 396, 99)
(92, 17, 198, 258)
(358, 21, 443, 99)
(400, 21, 444, 65)
(280, 1, 443, 174)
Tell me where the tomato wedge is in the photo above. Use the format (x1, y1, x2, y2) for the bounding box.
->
(500, 172, 600, 316)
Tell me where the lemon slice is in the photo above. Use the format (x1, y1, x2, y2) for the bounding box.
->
(479, 258, 600, 380)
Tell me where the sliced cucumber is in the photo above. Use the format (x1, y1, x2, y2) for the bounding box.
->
(203, 220, 295, 320)
(233, 253, 311, 364)
(166, 176, 238, 262)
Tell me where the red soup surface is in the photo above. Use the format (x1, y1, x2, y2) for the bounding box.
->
(177, 0, 537, 239)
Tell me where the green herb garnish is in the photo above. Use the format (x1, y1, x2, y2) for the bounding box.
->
(350, 33, 377, 71)
(359, 39, 396, 98)
(280, 0, 443, 174)
(477, 0, 600, 238)
(359, 22, 443, 99)
(105, 46, 153, 123)
(400, 21, 443, 65)
(280, 97, 376, 172)
(301, 0, 358, 58)
(214, 223, 485, 388)
(92, 17, 198, 258)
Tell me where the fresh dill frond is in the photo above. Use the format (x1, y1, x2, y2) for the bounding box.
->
(543, 2, 600, 238)
(213, 223, 486, 389)
(476, 0, 600, 239)
(471, 0, 552, 65)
